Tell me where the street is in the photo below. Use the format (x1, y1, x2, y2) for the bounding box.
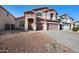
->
(44, 30, 79, 52)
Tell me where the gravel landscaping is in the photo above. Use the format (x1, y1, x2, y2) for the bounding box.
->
(0, 31, 73, 53)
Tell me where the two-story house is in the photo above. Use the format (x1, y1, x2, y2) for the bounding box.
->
(58, 14, 74, 30)
(15, 7, 59, 31)
(0, 6, 15, 30)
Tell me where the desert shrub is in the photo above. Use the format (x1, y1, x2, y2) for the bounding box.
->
(72, 26, 79, 32)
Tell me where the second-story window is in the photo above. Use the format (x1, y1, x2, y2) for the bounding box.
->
(37, 12, 42, 16)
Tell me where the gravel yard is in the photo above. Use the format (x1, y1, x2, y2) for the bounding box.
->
(0, 31, 73, 53)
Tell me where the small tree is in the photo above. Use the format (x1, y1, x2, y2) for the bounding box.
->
(72, 26, 79, 32)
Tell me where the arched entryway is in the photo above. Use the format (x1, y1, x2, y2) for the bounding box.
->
(28, 18, 34, 30)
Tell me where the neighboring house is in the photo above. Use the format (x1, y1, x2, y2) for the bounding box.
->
(58, 14, 74, 30)
(75, 21, 79, 27)
(15, 7, 59, 31)
(0, 6, 15, 30)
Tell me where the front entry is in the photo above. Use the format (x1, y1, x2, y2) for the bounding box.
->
(28, 18, 34, 30)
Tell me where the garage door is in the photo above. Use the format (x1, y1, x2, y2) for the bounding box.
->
(11, 24, 15, 30)
(47, 23, 58, 30)
(37, 23, 43, 30)
(63, 24, 70, 30)
(5, 24, 10, 30)
(5, 24, 15, 30)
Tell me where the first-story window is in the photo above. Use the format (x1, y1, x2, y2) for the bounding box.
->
(19, 21, 25, 27)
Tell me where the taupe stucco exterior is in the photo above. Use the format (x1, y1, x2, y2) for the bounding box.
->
(0, 6, 62, 31)
(24, 12, 37, 31)
(0, 6, 15, 30)
(23, 7, 58, 31)
(4, 6, 59, 31)
(15, 16, 25, 29)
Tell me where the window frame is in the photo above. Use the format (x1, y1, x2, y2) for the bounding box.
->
(37, 12, 42, 16)
(19, 21, 25, 27)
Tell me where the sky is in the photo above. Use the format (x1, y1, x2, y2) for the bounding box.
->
(2, 5, 79, 21)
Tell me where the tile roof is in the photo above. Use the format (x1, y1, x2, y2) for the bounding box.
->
(24, 11, 35, 14)
(43, 9, 55, 12)
(0, 5, 15, 18)
(32, 7, 49, 11)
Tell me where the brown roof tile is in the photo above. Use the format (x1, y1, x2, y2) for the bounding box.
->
(44, 9, 55, 12)
(24, 11, 35, 14)
(32, 7, 49, 11)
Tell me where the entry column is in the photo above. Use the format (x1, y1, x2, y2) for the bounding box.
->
(33, 18, 36, 31)
(43, 20, 47, 30)
(25, 19, 28, 31)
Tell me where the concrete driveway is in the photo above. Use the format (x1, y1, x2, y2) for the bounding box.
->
(44, 30, 79, 52)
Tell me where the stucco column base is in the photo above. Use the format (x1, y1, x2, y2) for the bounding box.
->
(24, 23, 28, 31)
(33, 23, 36, 31)
(58, 24, 60, 30)
(43, 21, 47, 30)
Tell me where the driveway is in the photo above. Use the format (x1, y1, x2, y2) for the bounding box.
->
(44, 30, 79, 52)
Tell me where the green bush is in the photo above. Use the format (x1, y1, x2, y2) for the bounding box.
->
(72, 26, 79, 32)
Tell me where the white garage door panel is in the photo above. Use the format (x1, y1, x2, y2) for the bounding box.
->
(63, 25, 70, 30)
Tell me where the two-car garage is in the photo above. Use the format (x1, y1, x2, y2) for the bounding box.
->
(36, 23, 58, 30)
(47, 23, 58, 30)
(59, 23, 70, 30)
(36, 21, 58, 30)
(5, 24, 15, 30)
(62, 23, 70, 30)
